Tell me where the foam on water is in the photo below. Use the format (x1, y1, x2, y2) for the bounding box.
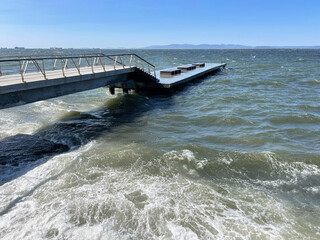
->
(1, 147, 319, 239)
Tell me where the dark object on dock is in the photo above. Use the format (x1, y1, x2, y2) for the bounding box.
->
(160, 68, 181, 78)
(177, 64, 196, 72)
(192, 63, 205, 68)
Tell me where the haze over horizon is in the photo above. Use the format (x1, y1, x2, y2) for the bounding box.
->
(1, 0, 319, 48)
(2, 43, 320, 50)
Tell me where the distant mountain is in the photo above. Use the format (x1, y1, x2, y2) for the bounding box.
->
(143, 44, 320, 49)
(144, 44, 250, 49)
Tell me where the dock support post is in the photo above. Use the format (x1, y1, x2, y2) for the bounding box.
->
(123, 88, 129, 94)
(122, 82, 128, 94)
(109, 87, 115, 95)
(134, 85, 141, 94)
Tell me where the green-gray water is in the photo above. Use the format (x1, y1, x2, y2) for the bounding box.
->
(0, 49, 319, 239)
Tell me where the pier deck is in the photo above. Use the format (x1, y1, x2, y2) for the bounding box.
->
(157, 63, 225, 88)
(0, 66, 132, 87)
(0, 53, 226, 109)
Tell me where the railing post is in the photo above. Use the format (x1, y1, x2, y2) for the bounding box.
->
(91, 57, 95, 74)
(53, 59, 57, 70)
(120, 56, 125, 69)
(23, 60, 29, 75)
(64, 59, 68, 72)
(18, 60, 25, 83)
(33, 60, 41, 72)
(113, 56, 117, 70)
(42, 60, 47, 80)
(34, 60, 39, 72)
(61, 59, 66, 77)
(61, 59, 68, 71)
(21, 60, 26, 71)
(129, 55, 132, 68)
(99, 57, 106, 72)
(71, 58, 81, 75)
(0, 53, 157, 88)
(86, 58, 90, 66)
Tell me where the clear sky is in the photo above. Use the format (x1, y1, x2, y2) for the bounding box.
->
(0, 0, 319, 48)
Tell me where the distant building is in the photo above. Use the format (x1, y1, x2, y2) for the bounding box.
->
(50, 47, 63, 50)
(14, 47, 25, 49)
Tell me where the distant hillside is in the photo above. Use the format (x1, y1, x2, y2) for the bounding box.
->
(143, 44, 320, 49)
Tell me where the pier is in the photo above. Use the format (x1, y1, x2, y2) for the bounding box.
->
(0, 53, 226, 109)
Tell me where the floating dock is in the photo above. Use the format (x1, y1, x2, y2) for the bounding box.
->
(0, 53, 226, 109)
(157, 63, 225, 88)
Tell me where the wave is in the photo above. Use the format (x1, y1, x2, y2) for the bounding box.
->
(269, 113, 320, 124)
(146, 149, 320, 196)
(1, 145, 319, 239)
(303, 79, 320, 85)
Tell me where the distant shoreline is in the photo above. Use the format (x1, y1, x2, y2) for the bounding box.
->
(1, 46, 320, 50)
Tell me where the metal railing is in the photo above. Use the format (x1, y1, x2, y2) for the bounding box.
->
(0, 53, 157, 83)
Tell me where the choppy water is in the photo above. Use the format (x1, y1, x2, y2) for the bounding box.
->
(0, 49, 319, 239)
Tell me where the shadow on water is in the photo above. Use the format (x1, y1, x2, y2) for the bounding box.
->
(0, 72, 223, 215)
(0, 94, 158, 182)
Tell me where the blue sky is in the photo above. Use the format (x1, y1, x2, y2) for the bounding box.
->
(0, 0, 319, 48)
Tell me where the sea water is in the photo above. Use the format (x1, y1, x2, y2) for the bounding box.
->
(0, 49, 319, 239)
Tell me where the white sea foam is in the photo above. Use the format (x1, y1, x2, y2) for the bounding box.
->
(263, 152, 320, 180)
(218, 157, 233, 165)
(1, 147, 319, 239)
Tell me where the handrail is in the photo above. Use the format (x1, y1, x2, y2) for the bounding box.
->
(0, 53, 155, 67)
(0, 53, 157, 82)
(130, 54, 155, 68)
